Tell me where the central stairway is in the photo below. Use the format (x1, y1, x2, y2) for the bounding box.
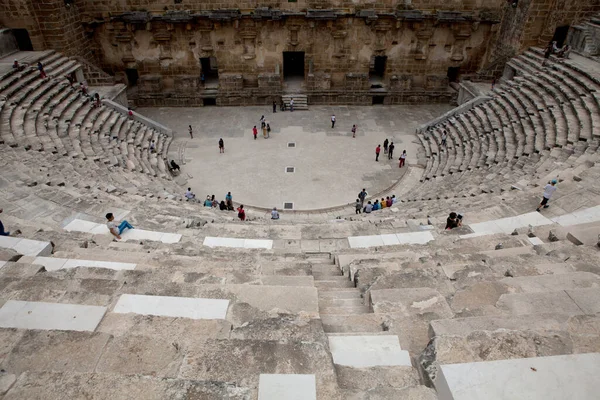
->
(282, 94, 308, 110)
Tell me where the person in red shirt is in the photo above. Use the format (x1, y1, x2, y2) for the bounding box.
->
(252, 126, 258, 140)
(375, 145, 381, 162)
(386, 196, 392, 208)
(237, 205, 246, 221)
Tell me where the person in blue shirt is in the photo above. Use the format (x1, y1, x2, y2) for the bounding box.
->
(225, 192, 233, 210)
(204, 196, 212, 207)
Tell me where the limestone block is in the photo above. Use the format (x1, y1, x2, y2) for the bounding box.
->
(0, 300, 107, 331)
(258, 374, 316, 400)
(371, 288, 453, 319)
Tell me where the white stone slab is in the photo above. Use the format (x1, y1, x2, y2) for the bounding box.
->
(63, 219, 181, 243)
(551, 205, 600, 227)
(396, 231, 434, 245)
(258, 374, 316, 400)
(0, 300, 106, 331)
(328, 335, 411, 368)
(203, 236, 246, 248)
(527, 237, 544, 246)
(113, 294, 229, 320)
(459, 231, 495, 239)
(0, 236, 52, 257)
(469, 212, 553, 235)
(435, 353, 600, 400)
(33, 257, 136, 272)
(381, 234, 400, 246)
(348, 235, 385, 249)
(244, 239, 274, 249)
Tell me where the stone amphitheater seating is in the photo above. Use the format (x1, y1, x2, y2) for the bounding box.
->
(1, 48, 600, 399)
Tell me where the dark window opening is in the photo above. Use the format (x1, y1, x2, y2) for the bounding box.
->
(200, 57, 219, 86)
(447, 67, 460, 83)
(370, 56, 387, 78)
(11, 29, 33, 51)
(125, 68, 139, 86)
(552, 25, 570, 48)
(203, 98, 216, 106)
(372, 96, 385, 105)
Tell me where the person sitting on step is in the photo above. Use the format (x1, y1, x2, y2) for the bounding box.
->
(106, 213, 134, 240)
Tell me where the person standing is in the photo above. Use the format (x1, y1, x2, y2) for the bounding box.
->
(266, 123, 271, 138)
(262, 123, 267, 139)
(273, 101, 277, 113)
(375, 145, 381, 162)
(351, 124, 356, 138)
(355, 199, 362, 214)
(225, 192, 233, 210)
(188, 125, 193, 139)
(260, 115, 265, 128)
(237, 205, 246, 221)
(38, 61, 47, 79)
(399, 150, 406, 168)
(219, 138, 224, 153)
(383, 139, 389, 154)
(388, 142, 395, 160)
(252, 126, 258, 140)
(358, 188, 368, 208)
(290, 98, 294, 112)
(441, 131, 447, 147)
(536, 179, 558, 212)
(331, 114, 336, 129)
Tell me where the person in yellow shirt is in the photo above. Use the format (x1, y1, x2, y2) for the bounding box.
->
(381, 198, 387, 209)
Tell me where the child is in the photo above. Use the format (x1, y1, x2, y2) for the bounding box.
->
(252, 126, 258, 140)
(237, 205, 246, 221)
(106, 213, 134, 240)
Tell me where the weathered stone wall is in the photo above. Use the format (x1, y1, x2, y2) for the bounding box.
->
(91, 12, 495, 105)
(0, 0, 46, 50)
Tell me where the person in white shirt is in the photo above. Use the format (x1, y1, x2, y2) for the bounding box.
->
(364, 201, 373, 213)
(185, 188, 196, 201)
(331, 114, 336, 128)
(106, 213, 134, 240)
(290, 98, 294, 112)
(271, 207, 280, 220)
(391, 195, 397, 204)
(536, 179, 557, 212)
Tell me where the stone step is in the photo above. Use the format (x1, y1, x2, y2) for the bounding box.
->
(341, 386, 437, 400)
(496, 288, 600, 316)
(321, 314, 385, 333)
(319, 305, 371, 315)
(318, 297, 365, 308)
(335, 365, 421, 392)
(328, 334, 412, 367)
(499, 271, 600, 293)
(313, 271, 343, 279)
(314, 280, 355, 289)
(318, 290, 362, 299)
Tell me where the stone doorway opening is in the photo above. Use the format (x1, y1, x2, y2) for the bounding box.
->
(125, 68, 139, 86)
(283, 51, 304, 91)
(370, 55, 387, 88)
(11, 29, 33, 51)
(552, 25, 570, 47)
(447, 67, 460, 83)
(200, 57, 218, 87)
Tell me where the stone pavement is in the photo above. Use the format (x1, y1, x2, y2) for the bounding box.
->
(138, 105, 451, 210)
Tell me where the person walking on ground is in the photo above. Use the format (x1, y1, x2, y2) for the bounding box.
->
(536, 179, 558, 212)
(252, 126, 258, 140)
(273, 101, 277, 113)
(388, 142, 395, 160)
(225, 192, 233, 210)
(383, 139, 389, 154)
(441, 131, 447, 147)
(358, 188, 368, 208)
(237, 205, 246, 221)
(38, 61, 47, 79)
(290, 98, 294, 112)
(399, 150, 406, 168)
(188, 125, 193, 139)
(266, 123, 271, 138)
(106, 212, 134, 240)
(355, 199, 362, 214)
(331, 114, 336, 129)
(271, 207, 280, 220)
(352, 124, 356, 138)
(375, 145, 381, 162)
(219, 138, 224, 153)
